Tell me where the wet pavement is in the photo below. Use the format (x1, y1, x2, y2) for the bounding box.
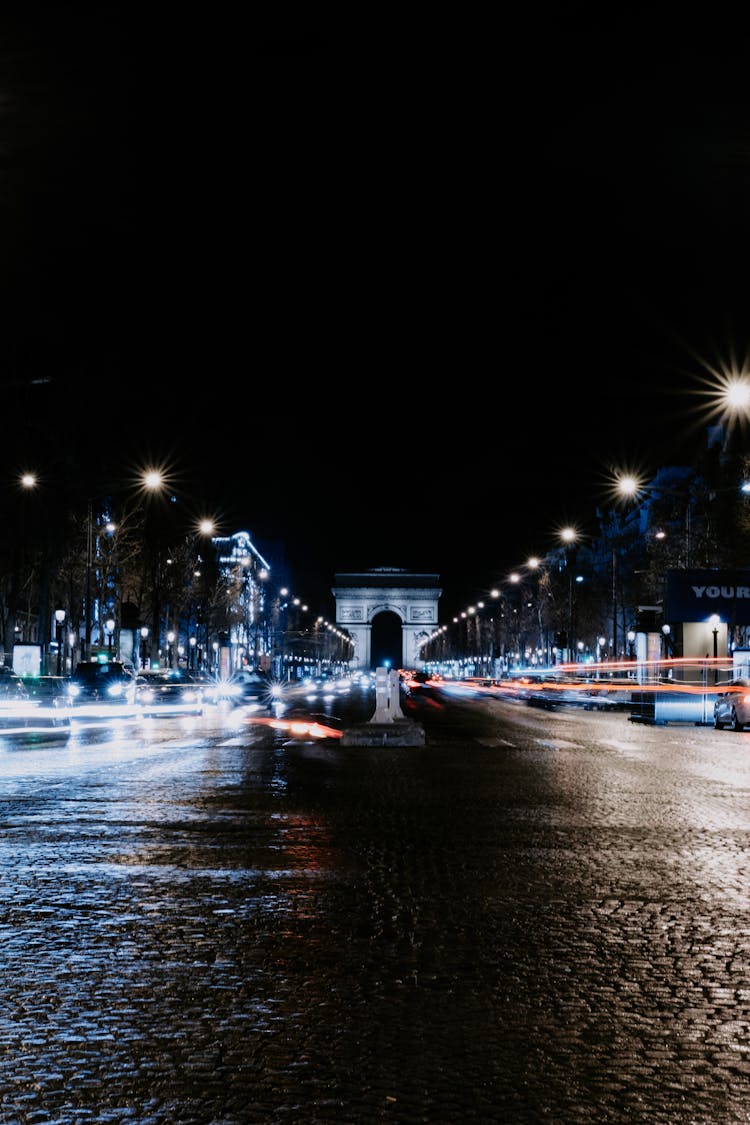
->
(0, 696, 749, 1124)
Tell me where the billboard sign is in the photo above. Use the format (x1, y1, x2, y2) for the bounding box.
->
(665, 569, 750, 625)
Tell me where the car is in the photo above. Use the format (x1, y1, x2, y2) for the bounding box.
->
(0, 665, 29, 701)
(135, 669, 205, 716)
(0, 666, 70, 732)
(0, 665, 31, 730)
(204, 669, 280, 713)
(713, 677, 750, 730)
(66, 660, 137, 709)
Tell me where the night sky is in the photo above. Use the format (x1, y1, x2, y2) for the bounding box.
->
(2, 16, 748, 619)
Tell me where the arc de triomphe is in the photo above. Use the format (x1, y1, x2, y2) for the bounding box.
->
(331, 569, 442, 671)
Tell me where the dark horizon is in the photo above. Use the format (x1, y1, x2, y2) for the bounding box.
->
(2, 21, 748, 625)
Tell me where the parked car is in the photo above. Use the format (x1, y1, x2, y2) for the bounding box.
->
(67, 660, 137, 709)
(135, 669, 205, 717)
(713, 678, 750, 730)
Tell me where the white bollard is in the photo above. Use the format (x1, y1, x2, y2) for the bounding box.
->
(388, 668, 405, 719)
(371, 667, 393, 723)
(370, 668, 404, 723)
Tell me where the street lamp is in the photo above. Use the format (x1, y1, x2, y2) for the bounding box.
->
(84, 499, 93, 660)
(709, 613, 720, 683)
(559, 527, 578, 662)
(140, 625, 149, 669)
(661, 623, 671, 660)
(613, 470, 695, 568)
(167, 631, 175, 667)
(597, 635, 606, 677)
(83, 498, 117, 661)
(55, 609, 66, 676)
(105, 617, 115, 656)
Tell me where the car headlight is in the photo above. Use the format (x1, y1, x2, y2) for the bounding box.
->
(68, 684, 81, 698)
(107, 682, 125, 698)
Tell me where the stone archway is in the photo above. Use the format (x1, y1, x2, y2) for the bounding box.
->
(331, 569, 442, 671)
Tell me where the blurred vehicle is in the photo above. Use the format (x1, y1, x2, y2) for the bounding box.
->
(496, 672, 632, 712)
(66, 660, 137, 709)
(713, 678, 750, 730)
(135, 669, 205, 717)
(201, 669, 282, 713)
(400, 670, 440, 695)
(0, 665, 29, 730)
(0, 665, 29, 701)
(19, 675, 68, 704)
(0, 667, 69, 732)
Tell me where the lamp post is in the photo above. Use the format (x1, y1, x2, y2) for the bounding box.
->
(661, 623, 671, 661)
(55, 609, 66, 676)
(84, 498, 93, 660)
(140, 626, 149, 669)
(597, 635, 606, 678)
(611, 547, 618, 660)
(614, 470, 695, 568)
(82, 497, 117, 662)
(105, 617, 115, 657)
(189, 635, 197, 670)
(167, 631, 175, 668)
(710, 613, 720, 683)
(559, 527, 578, 662)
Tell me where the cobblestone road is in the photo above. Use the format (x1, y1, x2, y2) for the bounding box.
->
(0, 700, 748, 1123)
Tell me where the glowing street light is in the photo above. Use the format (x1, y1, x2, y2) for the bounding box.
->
(661, 623, 671, 659)
(558, 527, 579, 662)
(627, 629, 636, 658)
(54, 609, 66, 676)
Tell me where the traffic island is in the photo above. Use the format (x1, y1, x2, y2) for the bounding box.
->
(341, 668, 426, 746)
